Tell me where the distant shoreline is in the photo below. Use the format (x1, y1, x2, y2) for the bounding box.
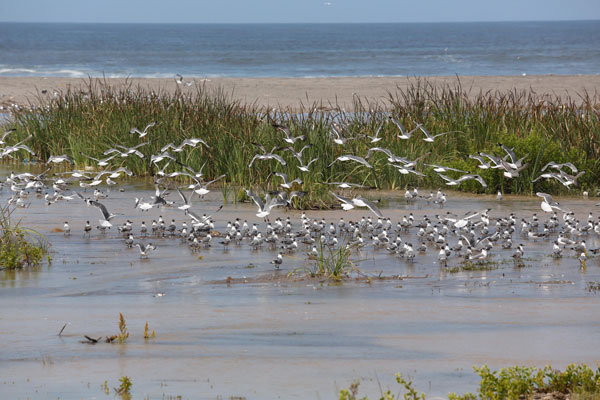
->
(1, 75, 599, 111)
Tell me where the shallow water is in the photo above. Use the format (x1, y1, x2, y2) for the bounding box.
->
(1, 177, 600, 399)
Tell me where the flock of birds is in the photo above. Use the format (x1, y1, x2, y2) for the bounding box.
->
(0, 118, 594, 272)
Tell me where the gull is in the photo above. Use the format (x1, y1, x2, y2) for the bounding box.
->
(329, 191, 383, 217)
(325, 182, 370, 189)
(150, 152, 176, 166)
(416, 123, 461, 142)
(248, 143, 286, 167)
(329, 123, 354, 145)
(274, 172, 303, 189)
(104, 142, 148, 158)
(129, 122, 156, 138)
(273, 123, 305, 144)
(498, 143, 528, 169)
(533, 170, 585, 188)
(424, 164, 469, 174)
(389, 117, 420, 140)
(160, 137, 209, 153)
(296, 156, 318, 172)
(329, 191, 355, 211)
(389, 163, 426, 177)
(541, 161, 578, 174)
(536, 192, 569, 213)
(135, 242, 156, 258)
(47, 154, 75, 165)
(175, 187, 192, 212)
(245, 190, 288, 219)
(329, 154, 372, 169)
(283, 145, 317, 172)
(499, 158, 529, 179)
(0, 127, 16, 145)
(80, 153, 117, 167)
(1, 135, 35, 158)
(107, 167, 134, 179)
(189, 174, 226, 197)
(437, 173, 488, 188)
(364, 121, 384, 143)
(89, 200, 120, 223)
(351, 195, 383, 218)
(134, 197, 154, 211)
(175, 74, 193, 86)
(273, 190, 306, 207)
(469, 154, 494, 170)
(365, 147, 407, 164)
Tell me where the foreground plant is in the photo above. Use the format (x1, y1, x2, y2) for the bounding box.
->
(0, 204, 48, 269)
(339, 364, 600, 400)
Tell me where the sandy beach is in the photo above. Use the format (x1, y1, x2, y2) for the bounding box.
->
(1, 75, 599, 111)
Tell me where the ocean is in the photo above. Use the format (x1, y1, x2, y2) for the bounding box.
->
(0, 21, 599, 78)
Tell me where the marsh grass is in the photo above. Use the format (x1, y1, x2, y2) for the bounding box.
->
(0, 204, 49, 269)
(8, 77, 600, 206)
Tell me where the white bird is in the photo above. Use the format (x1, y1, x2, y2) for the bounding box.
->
(129, 122, 156, 138)
(135, 242, 156, 258)
(274, 172, 303, 189)
(245, 190, 288, 219)
(160, 137, 209, 153)
(329, 154, 372, 169)
(273, 124, 305, 144)
(437, 173, 488, 188)
(248, 143, 287, 167)
(389, 117, 420, 140)
(416, 123, 461, 142)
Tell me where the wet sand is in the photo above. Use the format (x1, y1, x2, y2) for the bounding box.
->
(1, 75, 599, 111)
(1, 174, 600, 399)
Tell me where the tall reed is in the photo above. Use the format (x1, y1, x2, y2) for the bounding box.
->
(7, 77, 600, 200)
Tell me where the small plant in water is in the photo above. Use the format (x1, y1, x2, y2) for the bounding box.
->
(117, 313, 129, 343)
(143, 321, 155, 339)
(114, 376, 132, 399)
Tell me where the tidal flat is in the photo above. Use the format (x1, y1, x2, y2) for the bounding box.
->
(1, 179, 599, 399)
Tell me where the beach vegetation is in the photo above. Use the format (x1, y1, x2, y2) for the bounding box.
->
(6, 78, 600, 207)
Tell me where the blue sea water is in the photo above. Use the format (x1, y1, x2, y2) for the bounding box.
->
(0, 21, 599, 77)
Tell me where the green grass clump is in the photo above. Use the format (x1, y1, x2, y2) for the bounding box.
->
(295, 240, 359, 281)
(0, 205, 48, 269)
(6, 77, 600, 203)
(340, 364, 600, 400)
